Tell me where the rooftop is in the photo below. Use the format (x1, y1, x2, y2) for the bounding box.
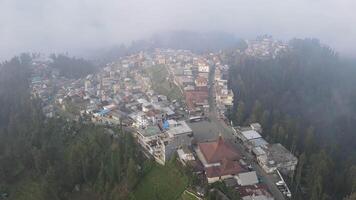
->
(265, 143, 298, 164)
(140, 125, 162, 137)
(206, 159, 246, 178)
(237, 184, 273, 200)
(198, 136, 240, 164)
(241, 130, 262, 140)
(167, 120, 192, 137)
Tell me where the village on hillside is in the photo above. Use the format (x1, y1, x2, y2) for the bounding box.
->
(29, 37, 296, 200)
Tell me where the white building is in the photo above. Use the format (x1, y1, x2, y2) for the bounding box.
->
(136, 120, 193, 165)
(198, 64, 209, 73)
(254, 144, 298, 174)
(177, 147, 195, 165)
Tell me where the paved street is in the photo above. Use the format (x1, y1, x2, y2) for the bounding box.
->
(190, 64, 287, 200)
(170, 57, 287, 200)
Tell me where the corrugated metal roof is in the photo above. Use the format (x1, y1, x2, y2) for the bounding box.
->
(242, 130, 262, 140)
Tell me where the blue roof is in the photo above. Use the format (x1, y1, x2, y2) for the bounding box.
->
(98, 109, 110, 116)
(163, 120, 169, 130)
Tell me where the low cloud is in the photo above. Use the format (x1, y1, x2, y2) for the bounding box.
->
(1, 0, 355, 60)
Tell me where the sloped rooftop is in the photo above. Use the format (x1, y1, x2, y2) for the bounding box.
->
(198, 136, 240, 164)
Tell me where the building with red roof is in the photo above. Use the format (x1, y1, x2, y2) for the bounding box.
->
(196, 135, 247, 183)
(237, 184, 274, 200)
(184, 90, 209, 111)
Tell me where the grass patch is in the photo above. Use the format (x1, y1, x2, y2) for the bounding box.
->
(133, 161, 189, 200)
(180, 191, 200, 200)
(146, 65, 183, 102)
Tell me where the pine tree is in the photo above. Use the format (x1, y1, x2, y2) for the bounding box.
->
(126, 158, 138, 190)
(235, 101, 245, 125)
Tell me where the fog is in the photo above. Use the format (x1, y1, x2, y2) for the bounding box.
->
(1, 0, 356, 60)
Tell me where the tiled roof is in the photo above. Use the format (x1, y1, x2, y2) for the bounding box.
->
(198, 136, 240, 164)
(184, 90, 209, 110)
(206, 159, 246, 178)
(237, 184, 272, 198)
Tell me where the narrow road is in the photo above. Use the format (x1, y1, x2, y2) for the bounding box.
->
(164, 64, 184, 96)
(207, 64, 286, 200)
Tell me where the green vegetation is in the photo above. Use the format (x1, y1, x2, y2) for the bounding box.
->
(133, 160, 189, 200)
(146, 64, 183, 102)
(0, 54, 193, 200)
(0, 55, 144, 200)
(206, 182, 240, 200)
(50, 54, 97, 79)
(225, 39, 356, 200)
(180, 191, 200, 200)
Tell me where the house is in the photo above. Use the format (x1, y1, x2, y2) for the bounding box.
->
(185, 90, 209, 112)
(166, 120, 192, 137)
(177, 76, 194, 86)
(136, 125, 166, 164)
(177, 146, 195, 165)
(163, 120, 193, 160)
(235, 123, 264, 151)
(250, 123, 262, 133)
(198, 64, 209, 73)
(240, 130, 262, 142)
(235, 124, 298, 175)
(198, 72, 209, 79)
(195, 136, 247, 183)
(136, 120, 193, 165)
(156, 55, 166, 65)
(130, 112, 149, 128)
(255, 143, 298, 174)
(183, 69, 193, 76)
(195, 76, 208, 87)
(237, 184, 274, 200)
(215, 78, 234, 114)
(235, 171, 259, 186)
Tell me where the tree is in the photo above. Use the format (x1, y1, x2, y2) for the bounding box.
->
(344, 192, 356, 200)
(347, 165, 356, 196)
(294, 153, 306, 197)
(235, 101, 245, 125)
(0, 54, 146, 200)
(260, 110, 270, 132)
(249, 100, 263, 123)
(304, 126, 315, 154)
(126, 158, 138, 190)
(306, 151, 334, 200)
(50, 54, 97, 79)
(277, 125, 287, 144)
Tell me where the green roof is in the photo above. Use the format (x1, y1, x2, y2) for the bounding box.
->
(141, 125, 161, 137)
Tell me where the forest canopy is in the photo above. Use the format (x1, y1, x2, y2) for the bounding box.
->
(0, 56, 143, 200)
(50, 54, 97, 79)
(225, 38, 356, 200)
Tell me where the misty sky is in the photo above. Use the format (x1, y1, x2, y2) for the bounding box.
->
(1, 0, 356, 60)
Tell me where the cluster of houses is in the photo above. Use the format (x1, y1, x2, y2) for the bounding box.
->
(214, 61, 234, 117)
(159, 49, 211, 115)
(234, 123, 297, 197)
(234, 123, 298, 176)
(30, 50, 210, 166)
(176, 122, 297, 199)
(244, 35, 289, 59)
(81, 51, 201, 165)
(30, 55, 73, 118)
(158, 49, 234, 118)
(178, 135, 275, 200)
(29, 48, 297, 200)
